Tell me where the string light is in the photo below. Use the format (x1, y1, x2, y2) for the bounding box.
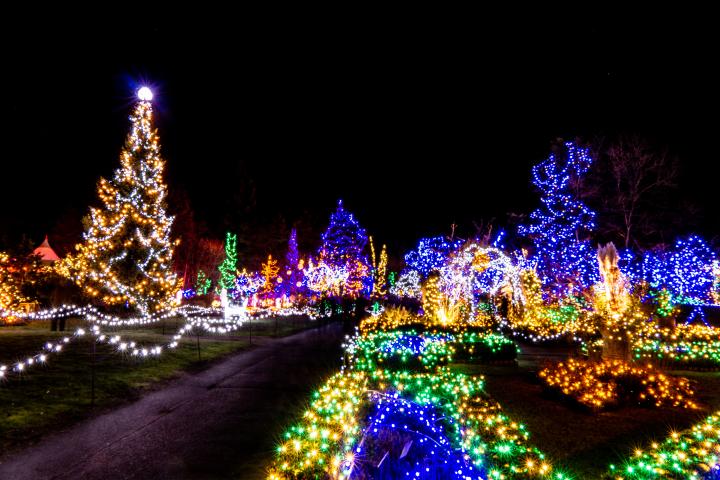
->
(633, 324, 720, 368)
(374, 243, 388, 298)
(359, 306, 421, 333)
(390, 270, 422, 300)
(0, 304, 243, 381)
(260, 254, 280, 295)
(282, 229, 303, 297)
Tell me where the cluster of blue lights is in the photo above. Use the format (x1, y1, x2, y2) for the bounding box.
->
(518, 142, 598, 297)
(621, 235, 717, 304)
(282, 228, 305, 297)
(349, 392, 484, 479)
(319, 199, 371, 295)
(404, 236, 463, 278)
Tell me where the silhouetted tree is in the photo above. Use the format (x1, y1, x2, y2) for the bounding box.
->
(593, 135, 679, 249)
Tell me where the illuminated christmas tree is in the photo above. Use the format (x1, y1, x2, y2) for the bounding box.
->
(421, 272, 444, 322)
(261, 254, 280, 294)
(518, 141, 597, 296)
(0, 253, 26, 315)
(283, 228, 302, 296)
(195, 270, 212, 296)
(369, 236, 378, 296)
(67, 87, 179, 315)
(217, 232, 238, 292)
(375, 244, 388, 297)
(390, 270, 422, 299)
(318, 200, 370, 297)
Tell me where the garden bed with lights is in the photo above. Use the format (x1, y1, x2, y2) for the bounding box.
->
(632, 325, 720, 372)
(273, 308, 720, 479)
(538, 358, 698, 411)
(450, 331, 518, 364)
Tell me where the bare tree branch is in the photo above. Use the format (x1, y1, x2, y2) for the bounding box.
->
(595, 135, 679, 249)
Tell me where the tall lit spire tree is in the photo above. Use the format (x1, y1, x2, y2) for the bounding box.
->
(217, 232, 238, 293)
(261, 254, 280, 295)
(369, 236, 378, 295)
(375, 244, 388, 297)
(284, 228, 301, 296)
(518, 141, 597, 297)
(318, 200, 370, 297)
(68, 87, 179, 315)
(369, 236, 389, 298)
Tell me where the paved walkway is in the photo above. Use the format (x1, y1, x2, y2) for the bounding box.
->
(0, 324, 344, 480)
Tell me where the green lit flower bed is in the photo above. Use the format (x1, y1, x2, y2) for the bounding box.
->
(269, 324, 568, 479)
(344, 330, 455, 371)
(606, 411, 720, 479)
(452, 331, 518, 363)
(634, 326, 720, 370)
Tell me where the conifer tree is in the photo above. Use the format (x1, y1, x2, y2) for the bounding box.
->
(67, 87, 179, 315)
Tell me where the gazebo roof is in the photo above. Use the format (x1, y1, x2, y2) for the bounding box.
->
(33, 235, 61, 262)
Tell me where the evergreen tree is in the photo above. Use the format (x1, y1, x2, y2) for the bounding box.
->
(284, 228, 301, 296)
(261, 254, 280, 294)
(318, 200, 370, 297)
(65, 88, 179, 315)
(217, 232, 238, 292)
(374, 244, 388, 297)
(0, 252, 26, 314)
(195, 270, 212, 296)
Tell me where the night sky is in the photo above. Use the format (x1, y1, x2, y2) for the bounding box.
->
(2, 17, 717, 260)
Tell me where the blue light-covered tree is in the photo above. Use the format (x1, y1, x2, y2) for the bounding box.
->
(404, 236, 462, 278)
(518, 142, 597, 296)
(283, 228, 302, 296)
(642, 235, 717, 304)
(318, 200, 370, 297)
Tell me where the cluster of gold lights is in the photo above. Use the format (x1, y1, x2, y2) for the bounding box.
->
(539, 358, 697, 410)
(369, 236, 388, 298)
(358, 305, 421, 334)
(0, 253, 26, 316)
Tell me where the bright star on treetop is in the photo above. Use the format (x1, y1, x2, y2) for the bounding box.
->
(137, 86, 153, 101)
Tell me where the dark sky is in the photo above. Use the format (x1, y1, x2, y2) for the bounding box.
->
(1, 16, 717, 257)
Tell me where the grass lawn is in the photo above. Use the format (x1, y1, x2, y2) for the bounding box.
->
(452, 361, 720, 479)
(0, 314, 319, 454)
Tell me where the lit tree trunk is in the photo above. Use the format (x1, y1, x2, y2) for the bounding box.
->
(601, 329, 631, 361)
(597, 243, 632, 361)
